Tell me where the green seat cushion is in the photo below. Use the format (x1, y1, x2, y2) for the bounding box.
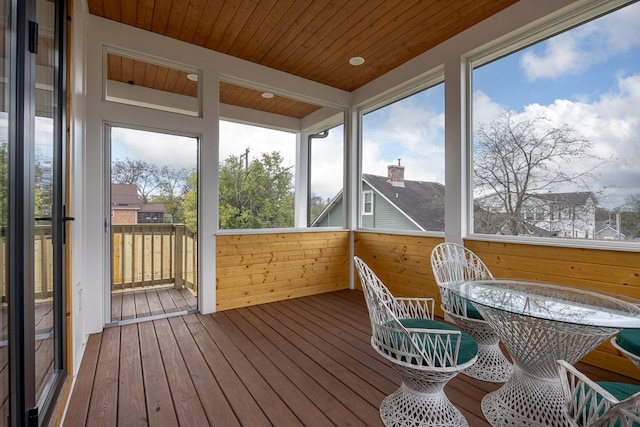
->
(598, 381, 640, 401)
(616, 329, 640, 356)
(384, 318, 478, 366)
(465, 300, 483, 320)
(446, 291, 483, 320)
(580, 382, 640, 427)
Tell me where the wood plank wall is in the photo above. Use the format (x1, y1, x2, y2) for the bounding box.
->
(216, 231, 351, 311)
(354, 232, 445, 316)
(354, 232, 640, 380)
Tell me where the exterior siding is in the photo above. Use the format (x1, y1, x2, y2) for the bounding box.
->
(361, 183, 420, 231)
(315, 199, 344, 227)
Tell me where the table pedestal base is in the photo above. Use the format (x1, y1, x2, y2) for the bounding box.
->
(381, 383, 468, 427)
(481, 370, 570, 427)
(380, 365, 469, 427)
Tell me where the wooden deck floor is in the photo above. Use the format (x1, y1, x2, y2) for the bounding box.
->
(62, 290, 639, 426)
(110, 286, 197, 323)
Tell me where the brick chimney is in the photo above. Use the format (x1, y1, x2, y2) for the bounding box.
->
(387, 159, 405, 187)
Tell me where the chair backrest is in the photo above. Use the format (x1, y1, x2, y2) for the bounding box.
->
(611, 331, 640, 371)
(430, 243, 494, 313)
(558, 359, 640, 427)
(354, 256, 465, 369)
(353, 256, 401, 331)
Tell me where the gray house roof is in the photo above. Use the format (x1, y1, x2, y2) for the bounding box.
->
(529, 191, 597, 205)
(362, 174, 445, 231)
(312, 172, 446, 230)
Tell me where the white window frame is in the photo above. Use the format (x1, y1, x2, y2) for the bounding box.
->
(466, 0, 640, 251)
(362, 190, 373, 215)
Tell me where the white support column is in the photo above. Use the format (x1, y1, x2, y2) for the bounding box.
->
(294, 131, 309, 228)
(444, 57, 468, 245)
(346, 107, 360, 289)
(199, 73, 219, 314)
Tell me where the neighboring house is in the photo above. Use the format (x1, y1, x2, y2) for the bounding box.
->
(313, 163, 445, 231)
(595, 225, 626, 240)
(138, 203, 166, 223)
(312, 190, 345, 227)
(111, 184, 140, 224)
(476, 191, 598, 238)
(111, 183, 166, 224)
(595, 212, 627, 240)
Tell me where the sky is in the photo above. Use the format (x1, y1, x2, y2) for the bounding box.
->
(474, 2, 640, 209)
(110, 1, 640, 209)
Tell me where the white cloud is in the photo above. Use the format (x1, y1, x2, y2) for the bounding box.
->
(112, 127, 197, 170)
(219, 121, 297, 168)
(309, 128, 344, 199)
(520, 2, 640, 81)
(475, 73, 640, 208)
(472, 91, 505, 129)
(521, 33, 584, 80)
(362, 95, 446, 183)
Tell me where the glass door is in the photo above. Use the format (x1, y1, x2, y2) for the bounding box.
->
(108, 126, 198, 325)
(33, 0, 66, 415)
(0, 0, 11, 423)
(4, 0, 66, 424)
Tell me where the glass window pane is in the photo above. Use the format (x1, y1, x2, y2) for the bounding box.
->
(472, 2, 640, 241)
(34, 0, 56, 404)
(361, 83, 445, 232)
(219, 121, 296, 230)
(309, 123, 344, 227)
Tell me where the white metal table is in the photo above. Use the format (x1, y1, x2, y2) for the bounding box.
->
(445, 279, 640, 427)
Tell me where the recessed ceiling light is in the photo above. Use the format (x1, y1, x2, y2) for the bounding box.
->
(186, 73, 198, 81)
(261, 92, 274, 99)
(349, 56, 365, 66)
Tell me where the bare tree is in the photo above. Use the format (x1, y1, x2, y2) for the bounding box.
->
(473, 112, 604, 235)
(621, 195, 640, 239)
(111, 158, 159, 203)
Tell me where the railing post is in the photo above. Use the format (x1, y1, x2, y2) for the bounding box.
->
(175, 224, 184, 289)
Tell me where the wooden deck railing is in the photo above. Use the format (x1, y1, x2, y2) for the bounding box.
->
(0, 224, 198, 302)
(1, 224, 198, 300)
(0, 225, 55, 300)
(112, 224, 197, 292)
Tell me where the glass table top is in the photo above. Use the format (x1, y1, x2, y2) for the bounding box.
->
(446, 279, 640, 328)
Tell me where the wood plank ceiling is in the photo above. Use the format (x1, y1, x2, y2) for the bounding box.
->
(90, 0, 519, 119)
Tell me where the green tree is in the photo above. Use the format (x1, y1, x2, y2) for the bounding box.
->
(620, 196, 640, 239)
(150, 165, 193, 224)
(219, 151, 294, 229)
(309, 194, 329, 225)
(182, 173, 198, 231)
(111, 158, 159, 203)
(112, 158, 193, 225)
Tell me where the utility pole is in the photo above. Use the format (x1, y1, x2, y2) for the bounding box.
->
(239, 148, 249, 170)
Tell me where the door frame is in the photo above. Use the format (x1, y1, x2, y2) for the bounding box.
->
(102, 122, 201, 327)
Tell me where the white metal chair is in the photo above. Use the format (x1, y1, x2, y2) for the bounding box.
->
(354, 256, 478, 427)
(558, 359, 640, 426)
(430, 242, 513, 383)
(612, 330, 640, 370)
